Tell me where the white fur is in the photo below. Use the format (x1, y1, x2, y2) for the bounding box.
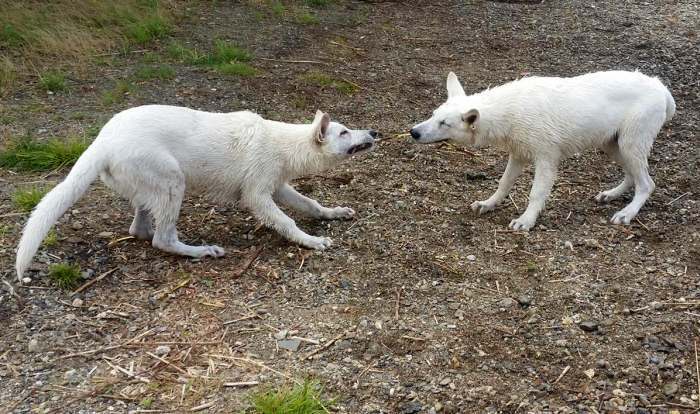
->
(15, 105, 376, 280)
(411, 70, 675, 230)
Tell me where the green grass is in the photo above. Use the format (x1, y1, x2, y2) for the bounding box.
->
(43, 230, 58, 247)
(270, 1, 286, 16)
(125, 15, 171, 45)
(0, 136, 89, 171)
(134, 64, 175, 81)
(247, 380, 334, 414)
(101, 79, 134, 105)
(295, 11, 319, 25)
(48, 263, 81, 290)
(305, 0, 332, 7)
(38, 70, 67, 92)
(300, 71, 357, 95)
(12, 186, 49, 212)
(215, 62, 256, 76)
(167, 39, 255, 76)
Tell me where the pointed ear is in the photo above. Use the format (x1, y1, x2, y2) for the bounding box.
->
(446, 72, 466, 99)
(462, 108, 479, 126)
(312, 110, 331, 143)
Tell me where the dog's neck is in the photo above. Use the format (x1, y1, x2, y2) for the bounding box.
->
(262, 120, 339, 178)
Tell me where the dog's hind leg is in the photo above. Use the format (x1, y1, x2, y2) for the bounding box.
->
(595, 141, 633, 203)
(129, 207, 154, 240)
(145, 162, 225, 258)
(275, 183, 355, 220)
(509, 158, 558, 231)
(609, 112, 661, 225)
(471, 155, 524, 215)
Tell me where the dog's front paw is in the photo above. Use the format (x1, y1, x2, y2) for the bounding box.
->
(202, 244, 226, 258)
(595, 191, 612, 204)
(610, 209, 634, 225)
(301, 236, 333, 250)
(328, 206, 355, 220)
(509, 216, 536, 231)
(471, 200, 497, 215)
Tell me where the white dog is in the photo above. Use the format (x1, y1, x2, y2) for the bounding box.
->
(16, 105, 376, 279)
(410, 71, 675, 230)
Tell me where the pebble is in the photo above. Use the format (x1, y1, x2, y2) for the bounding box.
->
(596, 359, 609, 368)
(22, 277, 32, 284)
(154, 345, 171, 356)
(64, 369, 81, 384)
(72, 298, 83, 307)
(497, 298, 517, 308)
(650, 301, 663, 310)
(274, 329, 288, 340)
(516, 295, 532, 307)
(278, 339, 302, 352)
(81, 269, 95, 279)
(71, 222, 84, 230)
(564, 241, 574, 251)
(579, 320, 599, 332)
(28, 338, 40, 353)
(97, 231, 114, 239)
(401, 401, 422, 414)
(466, 255, 476, 261)
(663, 381, 678, 396)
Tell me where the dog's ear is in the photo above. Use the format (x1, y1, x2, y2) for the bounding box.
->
(312, 110, 331, 143)
(462, 108, 479, 127)
(446, 72, 466, 99)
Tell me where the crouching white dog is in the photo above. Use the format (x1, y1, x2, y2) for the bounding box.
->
(410, 70, 675, 230)
(16, 105, 376, 280)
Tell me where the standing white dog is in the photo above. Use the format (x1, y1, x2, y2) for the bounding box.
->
(410, 71, 674, 230)
(16, 105, 376, 280)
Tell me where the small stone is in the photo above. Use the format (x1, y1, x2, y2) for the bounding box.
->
(81, 269, 95, 279)
(555, 339, 568, 347)
(71, 222, 84, 230)
(663, 381, 678, 396)
(274, 330, 288, 340)
(497, 298, 517, 308)
(579, 321, 599, 332)
(439, 377, 451, 386)
(401, 401, 422, 414)
(583, 368, 595, 379)
(612, 388, 626, 397)
(22, 277, 32, 284)
(650, 301, 663, 310)
(564, 241, 574, 251)
(97, 231, 114, 239)
(278, 339, 302, 352)
(154, 345, 171, 356)
(72, 298, 83, 307)
(28, 338, 40, 353)
(64, 369, 80, 384)
(466, 255, 476, 262)
(596, 359, 609, 368)
(516, 295, 532, 307)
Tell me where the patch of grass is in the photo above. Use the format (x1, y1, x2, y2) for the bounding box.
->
(526, 260, 538, 273)
(0, 136, 89, 171)
(247, 380, 334, 414)
(38, 70, 67, 92)
(0, 56, 17, 94)
(12, 186, 49, 212)
(101, 79, 134, 106)
(43, 230, 58, 247)
(305, 0, 332, 7)
(295, 11, 319, 25)
(126, 15, 171, 45)
(215, 62, 256, 76)
(0, 23, 24, 47)
(48, 263, 81, 290)
(167, 39, 255, 76)
(139, 397, 154, 409)
(0, 225, 9, 238)
(300, 71, 357, 95)
(210, 39, 252, 64)
(134, 64, 175, 81)
(270, 1, 286, 16)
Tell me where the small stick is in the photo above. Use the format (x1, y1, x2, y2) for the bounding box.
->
(305, 330, 348, 360)
(190, 400, 216, 412)
(553, 365, 570, 384)
(666, 191, 690, 205)
(107, 235, 134, 247)
(509, 194, 519, 211)
(0, 212, 25, 218)
(635, 218, 650, 231)
(223, 314, 258, 325)
(232, 246, 263, 277)
(223, 381, 259, 387)
(695, 340, 700, 409)
(395, 288, 401, 320)
(71, 267, 118, 296)
(257, 57, 327, 65)
(146, 352, 189, 375)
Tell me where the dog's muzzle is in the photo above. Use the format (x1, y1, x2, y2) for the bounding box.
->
(347, 141, 374, 155)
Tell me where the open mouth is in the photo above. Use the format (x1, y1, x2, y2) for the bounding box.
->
(347, 142, 374, 155)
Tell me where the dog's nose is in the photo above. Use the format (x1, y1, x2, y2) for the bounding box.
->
(368, 130, 378, 139)
(410, 128, 421, 140)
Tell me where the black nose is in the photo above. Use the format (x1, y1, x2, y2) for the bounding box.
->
(410, 128, 421, 140)
(368, 130, 378, 139)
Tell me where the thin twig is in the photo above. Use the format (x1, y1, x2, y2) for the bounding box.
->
(257, 57, 327, 65)
(146, 352, 189, 375)
(223, 381, 259, 387)
(232, 245, 263, 277)
(190, 400, 217, 411)
(71, 267, 118, 296)
(305, 330, 348, 360)
(395, 288, 401, 320)
(553, 365, 570, 384)
(695, 340, 700, 409)
(666, 191, 690, 205)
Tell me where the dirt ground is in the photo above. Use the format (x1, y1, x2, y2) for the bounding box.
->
(1, 1, 699, 413)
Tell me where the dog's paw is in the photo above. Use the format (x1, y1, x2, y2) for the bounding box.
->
(610, 209, 634, 225)
(202, 245, 226, 257)
(328, 206, 355, 220)
(595, 191, 614, 204)
(302, 236, 333, 250)
(509, 216, 536, 231)
(471, 200, 496, 215)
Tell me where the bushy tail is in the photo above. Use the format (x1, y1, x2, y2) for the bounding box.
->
(15, 145, 103, 280)
(664, 88, 676, 123)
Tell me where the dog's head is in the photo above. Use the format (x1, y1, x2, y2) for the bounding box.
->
(409, 72, 482, 146)
(311, 110, 377, 158)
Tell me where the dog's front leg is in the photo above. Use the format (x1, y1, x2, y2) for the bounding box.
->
(509, 159, 558, 231)
(245, 192, 332, 250)
(471, 155, 524, 215)
(275, 183, 355, 220)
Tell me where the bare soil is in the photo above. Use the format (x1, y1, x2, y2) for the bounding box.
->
(1, 1, 699, 413)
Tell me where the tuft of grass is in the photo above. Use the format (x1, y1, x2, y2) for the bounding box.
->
(270, 1, 286, 16)
(125, 15, 171, 45)
(247, 380, 334, 414)
(48, 263, 81, 290)
(295, 11, 319, 25)
(134, 64, 175, 81)
(209, 39, 252, 64)
(305, 0, 331, 7)
(101, 79, 134, 106)
(0, 56, 17, 94)
(140, 397, 154, 409)
(167, 39, 255, 76)
(43, 230, 58, 247)
(300, 71, 357, 95)
(526, 260, 538, 273)
(12, 186, 49, 212)
(215, 62, 256, 76)
(0, 136, 89, 171)
(38, 70, 67, 92)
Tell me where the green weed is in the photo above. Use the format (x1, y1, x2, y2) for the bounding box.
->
(0, 136, 89, 171)
(48, 263, 81, 290)
(134, 64, 175, 80)
(12, 186, 49, 212)
(101, 79, 134, 106)
(38, 70, 67, 92)
(247, 380, 334, 414)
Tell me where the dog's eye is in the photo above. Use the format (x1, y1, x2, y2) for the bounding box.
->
(439, 120, 450, 128)
(340, 130, 349, 136)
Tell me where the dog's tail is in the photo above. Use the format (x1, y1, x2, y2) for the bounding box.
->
(664, 87, 676, 123)
(15, 144, 104, 280)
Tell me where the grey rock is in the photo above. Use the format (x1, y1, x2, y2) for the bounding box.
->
(497, 298, 517, 308)
(274, 329, 288, 340)
(516, 295, 532, 307)
(401, 401, 422, 414)
(97, 231, 114, 239)
(663, 381, 678, 396)
(71, 222, 84, 230)
(28, 338, 40, 353)
(154, 345, 171, 356)
(71, 298, 83, 307)
(278, 339, 302, 352)
(64, 369, 80, 384)
(579, 321, 599, 332)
